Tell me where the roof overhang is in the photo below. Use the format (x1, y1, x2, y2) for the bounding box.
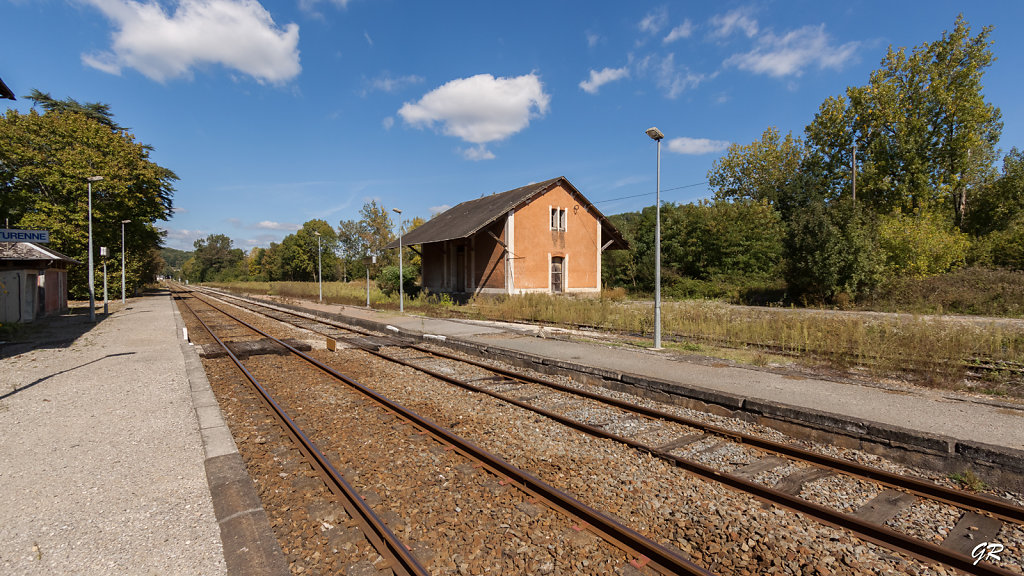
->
(385, 176, 628, 250)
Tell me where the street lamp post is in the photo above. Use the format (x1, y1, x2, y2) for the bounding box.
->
(313, 231, 323, 302)
(645, 127, 664, 350)
(392, 208, 403, 313)
(121, 219, 131, 303)
(86, 176, 103, 322)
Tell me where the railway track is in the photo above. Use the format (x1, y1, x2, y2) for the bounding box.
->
(181, 284, 1024, 575)
(174, 286, 712, 575)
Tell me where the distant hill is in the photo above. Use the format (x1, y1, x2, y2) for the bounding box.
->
(160, 246, 192, 277)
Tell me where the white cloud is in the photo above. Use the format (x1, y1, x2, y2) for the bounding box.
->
(364, 72, 424, 94)
(363, 31, 373, 46)
(81, 0, 300, 84)
(381, 116, 394, 130)
(640, 53, 705, 99)
(398, 73, 550, 159)
(663, 20, 694, 44)
(162, 227, 207, 248)
(256, 220, 299, 231)
(725, 24, 858, 78)
(462, 145, 496, 161)
(666, 137, 730, 155)
(579, 66, 629, 94)
(299, 0, 352, 12)
(430, 204, 451, 215)
(638, 6, 668, 35)
(586, 31, 601, 48)
(710, 8, 759, 38)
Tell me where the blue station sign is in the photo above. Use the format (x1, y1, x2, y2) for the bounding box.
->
(0, 229, 51, 243)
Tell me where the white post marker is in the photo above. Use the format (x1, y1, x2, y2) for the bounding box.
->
(101, 246, 108, 315)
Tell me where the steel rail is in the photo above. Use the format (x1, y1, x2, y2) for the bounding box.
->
(363, 346, 1023, 575)
(188, 287, 1023, 576)
(197, 285, 1024, 524)
(409, 344, 1024, 523)
(182, 287, 714, 576)
(175, 291, 430, 576)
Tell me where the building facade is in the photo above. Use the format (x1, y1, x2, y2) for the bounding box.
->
(0, 242, 77, 323)
(393, 177, 627, 296)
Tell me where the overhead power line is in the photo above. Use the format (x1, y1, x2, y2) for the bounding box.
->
(593, 181, 709, 205)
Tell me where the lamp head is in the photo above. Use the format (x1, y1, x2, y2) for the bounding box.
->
(313, 231, 321, 236)
(645, 127, 664, 141)
(87, 175, 104, 182)
(392, 208, 402, 214)
(122, 219, 132, 224)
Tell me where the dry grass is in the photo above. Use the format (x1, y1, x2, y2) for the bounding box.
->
(206, 281, 1024, 393)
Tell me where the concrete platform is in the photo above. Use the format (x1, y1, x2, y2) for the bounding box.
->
(258, 295, 1024, 490)
(0, 290, 286, 576)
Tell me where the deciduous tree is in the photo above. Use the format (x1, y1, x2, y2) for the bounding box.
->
(1, 93, 176, 297)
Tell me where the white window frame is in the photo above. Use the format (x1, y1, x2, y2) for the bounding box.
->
(550, 206, 567, 231)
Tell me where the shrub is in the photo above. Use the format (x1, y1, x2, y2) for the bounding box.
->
(878, 210, 970, 277)
(376, 265, 419, 297)
(863, 267, 1024, 316)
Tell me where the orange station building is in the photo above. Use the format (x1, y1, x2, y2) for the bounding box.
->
(392, 177, 627, 296)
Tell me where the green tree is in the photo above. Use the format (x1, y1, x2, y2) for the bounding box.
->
(805, 15, 1001, 225)
(709, 127, 806, 217)
(602, 212, 643, 289)
(966, 148, 1024, 236)
(290, 219, 340, 282)
(190, 234, 243, 282)
(784, 200, 884, 303)
(360, 200, 396, 267)
(337, 201, 396, 278)
(25, 89, 126, 131)
(262, 242, 285, 281)
(0, 97, 176, 298)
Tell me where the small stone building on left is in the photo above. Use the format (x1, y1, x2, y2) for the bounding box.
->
(0, 242, 78, 323)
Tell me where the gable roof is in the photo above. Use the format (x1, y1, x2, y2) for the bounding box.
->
(387, 176, 627, 249)
(0, 242, 79, 264)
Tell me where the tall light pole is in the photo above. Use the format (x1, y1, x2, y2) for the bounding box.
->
(121, 219, 131, 303)
(392, 208, 403, 313)
(86, 176, 103, 322)
(313, 231, 323, 302)
(645, 127, 664, 350)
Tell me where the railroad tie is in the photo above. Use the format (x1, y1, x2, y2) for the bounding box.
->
(852, 489, 918, 524)
(652, 433, 706, 454)
(939, 510, 1003, 558)
(198, 338, 312, 359)
(733, 456, 789, 480)
(774, 467, 834, 495)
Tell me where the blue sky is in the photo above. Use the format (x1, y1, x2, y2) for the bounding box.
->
(4, 1, 1024, 251)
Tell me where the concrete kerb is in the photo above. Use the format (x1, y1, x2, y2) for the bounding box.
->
(170, 297, 289, 576)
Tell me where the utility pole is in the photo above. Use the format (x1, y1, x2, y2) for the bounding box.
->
(852, 142, 857, 205)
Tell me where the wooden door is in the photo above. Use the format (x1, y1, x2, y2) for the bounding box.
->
(550, 257, 563, 293)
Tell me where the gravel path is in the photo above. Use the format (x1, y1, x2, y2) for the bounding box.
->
(0, 295, 225, 575)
